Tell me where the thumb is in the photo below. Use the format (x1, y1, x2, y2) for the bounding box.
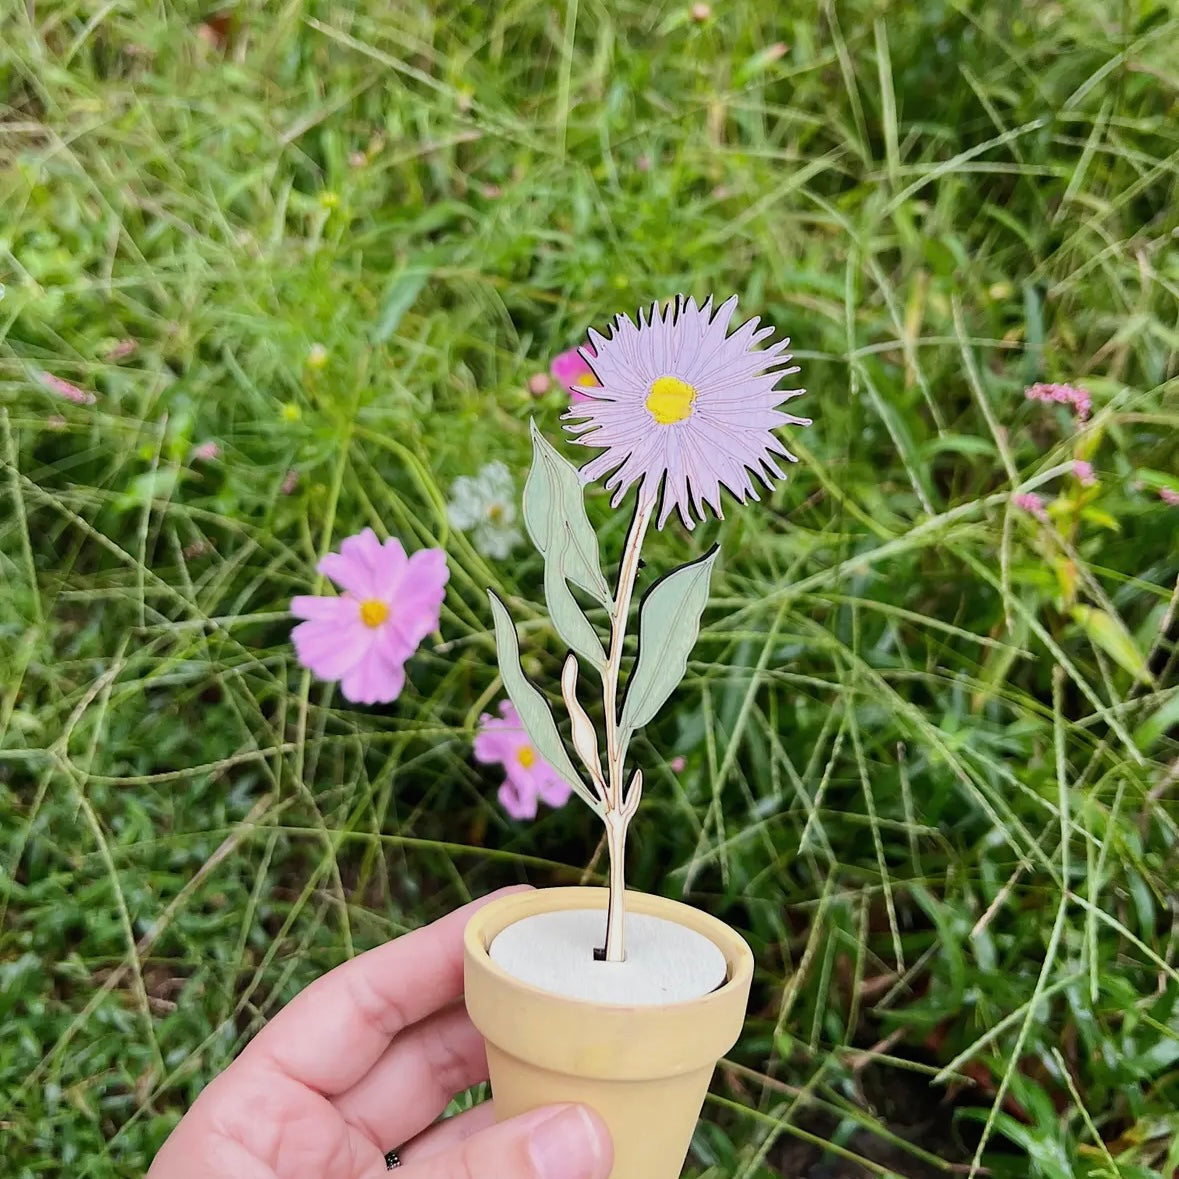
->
(407, 1103, 612, 1179)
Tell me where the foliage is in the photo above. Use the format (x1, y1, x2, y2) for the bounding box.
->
(1, 0, 1178, 1175)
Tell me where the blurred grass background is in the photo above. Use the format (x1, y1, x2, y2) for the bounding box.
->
(2, 1, 1179, 1176)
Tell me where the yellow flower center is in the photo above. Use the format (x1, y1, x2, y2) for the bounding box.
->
(359, 599, 389, 628)
(575, 372, 599, 387)
(645, 375, 696, 425)
(487, 502, 504, 522)
(517, 746, 537, 768)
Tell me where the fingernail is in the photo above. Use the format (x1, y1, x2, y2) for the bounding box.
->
(527, 1106, 602, 1179)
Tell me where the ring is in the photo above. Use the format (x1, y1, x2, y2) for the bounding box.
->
(384, 1148, 402, 1169)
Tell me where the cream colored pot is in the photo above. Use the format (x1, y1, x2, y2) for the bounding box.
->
(463, 886, 753, 1179)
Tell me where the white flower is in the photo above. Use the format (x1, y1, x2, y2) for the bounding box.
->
(448, 461, 523, 559)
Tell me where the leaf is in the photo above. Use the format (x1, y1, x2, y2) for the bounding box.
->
(619, 547, 718, 737)
(522, 421, 611, 606)
(374, 265, 430, 343)
(544, 531, 606, 668)
(487, 591, 602, 814)
(1072, 605, 1153, 685)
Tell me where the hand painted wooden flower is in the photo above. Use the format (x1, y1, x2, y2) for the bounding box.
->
(564, 295, 809, 529)
(489, 294, 809, 962)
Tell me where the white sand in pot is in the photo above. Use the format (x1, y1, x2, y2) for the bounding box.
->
(488, 908, 727, 1006)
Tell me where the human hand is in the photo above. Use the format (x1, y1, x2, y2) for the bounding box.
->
(148, 888, 612, 1179)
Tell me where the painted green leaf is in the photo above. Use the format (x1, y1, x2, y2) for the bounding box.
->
(619, 546, 719, 737)
(487, 591, 603, 814)
(544, 530, 606, 668)
(1072, 605, 1153, 685)
(522, 420, 611, 606)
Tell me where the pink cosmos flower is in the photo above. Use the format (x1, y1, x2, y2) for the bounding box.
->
(1072, 460, 1096, 486)
(1025, 382, 1092, 424)
(565, 295, 810, 529)
(37, 371, 96, 406)
(1160, 487, 1179, 507)
(474, 701, 572, 820)
(551, 344, 600, 403)
(191, 440, 221, 462)
(290, 528, 448, 705)
(1013, 492, 1049, 522)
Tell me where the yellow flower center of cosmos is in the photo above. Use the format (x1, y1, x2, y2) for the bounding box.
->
(646, 375, 696, 425)
(517, 746, 537, 768)
(359, 599, 389, 628)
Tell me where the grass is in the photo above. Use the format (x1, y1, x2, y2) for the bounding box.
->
(2, 1, 1178, 1176)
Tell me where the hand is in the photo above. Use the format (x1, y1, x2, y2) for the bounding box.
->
(148, 888, 612, 1179)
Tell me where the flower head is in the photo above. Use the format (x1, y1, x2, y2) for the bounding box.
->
(564, 295, 809, 529)
(1160, 487, 1179, 507)
(448, 461, 523, 558)
(291, 528, 448, 705)
(191, 440, 221, 462)
(1013, 491, 1049, 522)
(1072, 460, 1096, 487)
(1026, 382, 1092, 424)
(37, 371, 96, 406)
(527, 372, 551, 397)
(474, 701, 572, 820)
(551, 344, 600, 403)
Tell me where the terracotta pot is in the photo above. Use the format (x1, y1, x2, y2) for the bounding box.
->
(463, 886, 753, 1179)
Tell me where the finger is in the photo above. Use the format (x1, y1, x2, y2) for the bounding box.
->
(333, 1001, 487, 1149)
(398, 1102, 497, 1164)
(240, 886, 529, 1095)
(399, 1104, 611, 1179)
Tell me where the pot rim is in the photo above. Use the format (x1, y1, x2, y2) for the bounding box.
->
(464, 885, 753, 1012)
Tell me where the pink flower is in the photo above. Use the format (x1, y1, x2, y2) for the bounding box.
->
(281, 468, 299, 495)
(1013, 492, 1049, 522)
(669, 756, 686, 773)
(191, 440, 221, 462)
(1160, 487, 1179, 507)
(474, 701, 572, 820)
(37, 371, 96, 406)
(290, 529, 449, 705)
(1072, 460, 1096, 486)
(104, 339, 138, 361)
(527, 372, 551, 397)
(1025, 382, 1092, 424)
(551, 345, 600, 403)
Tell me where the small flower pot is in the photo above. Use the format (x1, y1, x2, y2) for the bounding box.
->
(463, 886, 753, 1179)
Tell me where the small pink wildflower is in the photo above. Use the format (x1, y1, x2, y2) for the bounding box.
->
(474, 701, 572, 820)
(104, 339, 138, 361)
(636, 154, 652, 173)
(550, 344, 600, 403)
(527, 372, 551, 397)
(1013, 492, 1049, 522)
(1025, 382, 1092, 424)
(281, 468, 299, 495)
(37, 372, 96, 406)
(191, 440, 221, 462)
(669, 755, 686, 773)
(291, 528, 449, 705)
(1072, 460, 1096, 487)
(1159, 487, 1179, 507)
(690, 2, 711, 20)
